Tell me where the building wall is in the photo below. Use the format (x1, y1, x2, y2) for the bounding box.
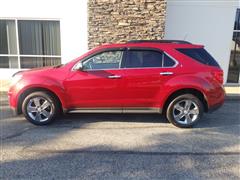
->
(0, 0, 88, 79)
(88, 0, 166, 49)
(165, 0, 239, 83)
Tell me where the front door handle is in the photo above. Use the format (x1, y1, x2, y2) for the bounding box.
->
(160, 72, 174, 76)
(108, 75, 122, 79)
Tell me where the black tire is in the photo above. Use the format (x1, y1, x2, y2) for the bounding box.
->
(166, 94, 204, 128)
(22, 91, 60, 125)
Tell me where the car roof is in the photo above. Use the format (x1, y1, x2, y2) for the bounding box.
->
(95, 42, 203, 50)
(127, 40, 191, 44)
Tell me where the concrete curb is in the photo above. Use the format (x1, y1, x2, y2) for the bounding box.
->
(225, 95, 240, 101)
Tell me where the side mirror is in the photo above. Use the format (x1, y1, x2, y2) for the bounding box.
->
(75, 62, 84, 71)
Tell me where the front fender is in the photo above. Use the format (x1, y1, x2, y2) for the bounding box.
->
(13, 75, 68, 109)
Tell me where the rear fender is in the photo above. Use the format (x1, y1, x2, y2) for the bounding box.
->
(159, 75, 212, 108)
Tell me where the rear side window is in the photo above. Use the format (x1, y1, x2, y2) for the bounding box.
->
(177, 48, 220, 67)
(125, 50, 162, 68)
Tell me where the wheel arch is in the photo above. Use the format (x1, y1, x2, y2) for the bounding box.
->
(17, 87, 63, 114)
(162, 88, 209, 115)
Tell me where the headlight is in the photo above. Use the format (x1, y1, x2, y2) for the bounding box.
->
(11, 73, 23, 85)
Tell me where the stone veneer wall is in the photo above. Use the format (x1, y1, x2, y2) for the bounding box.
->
(88, 0, 167, 49)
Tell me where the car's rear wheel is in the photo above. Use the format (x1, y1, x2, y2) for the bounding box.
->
(22, 91, 59, 125)
(166, 94, 203, 128)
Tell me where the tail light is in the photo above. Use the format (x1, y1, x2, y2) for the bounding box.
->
(212, 70, 223, 84)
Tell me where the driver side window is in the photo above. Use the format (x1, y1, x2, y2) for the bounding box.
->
(83, 51, 123, 70)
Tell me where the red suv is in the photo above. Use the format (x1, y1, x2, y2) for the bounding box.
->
(8, 40, 225, 128)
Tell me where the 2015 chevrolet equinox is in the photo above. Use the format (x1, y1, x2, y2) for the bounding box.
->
(8, 40, 225, 128)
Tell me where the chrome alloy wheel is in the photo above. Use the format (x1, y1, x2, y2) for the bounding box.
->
(27, 97, 53, 122)
(173, 99, 199, 125)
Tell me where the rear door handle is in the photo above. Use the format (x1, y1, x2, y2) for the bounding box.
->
(108, 75, 122, 79)
(160, 72, 174, 76)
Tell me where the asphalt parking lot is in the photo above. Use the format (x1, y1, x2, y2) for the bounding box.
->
(0, 92, 240, 179)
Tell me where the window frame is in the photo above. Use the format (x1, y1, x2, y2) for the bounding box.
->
(72, 47, 179, 72)
(0, 18, 61, 69)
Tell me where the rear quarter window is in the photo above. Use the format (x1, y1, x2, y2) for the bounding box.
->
(177, 48, 220, 67)
(163, 54, 176, 67)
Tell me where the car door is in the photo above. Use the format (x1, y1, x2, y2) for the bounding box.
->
(64, 49, 125, 108)
(122, 48, 178, 109)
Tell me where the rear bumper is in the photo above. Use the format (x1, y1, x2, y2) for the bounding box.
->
(207, 86, 225, 113)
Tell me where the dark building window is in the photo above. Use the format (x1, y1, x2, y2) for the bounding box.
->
(0, 20, 18, 68)
(0, 19, 61, 69)
(227, 9, 240, 83)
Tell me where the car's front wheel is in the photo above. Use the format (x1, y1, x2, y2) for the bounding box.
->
(166, 94, 204, 128)
(22, 91, 59, 125)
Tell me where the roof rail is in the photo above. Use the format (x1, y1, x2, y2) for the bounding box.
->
(127, 40, 191, 44)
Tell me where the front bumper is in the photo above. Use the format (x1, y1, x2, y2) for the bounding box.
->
(10, 107, 18, 116)
(8, 89, 19, 115)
